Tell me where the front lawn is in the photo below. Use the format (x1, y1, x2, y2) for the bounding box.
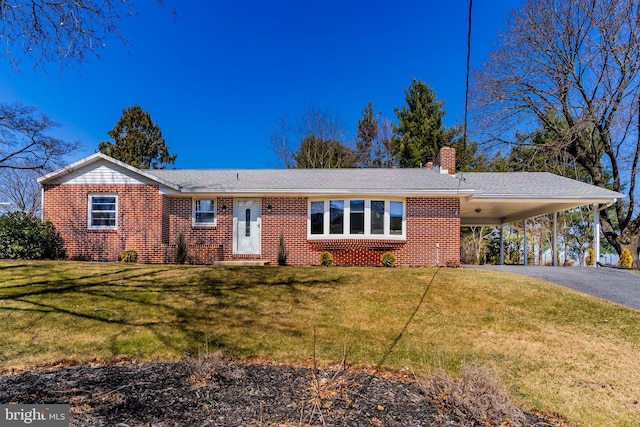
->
(1, 261, 638, 426)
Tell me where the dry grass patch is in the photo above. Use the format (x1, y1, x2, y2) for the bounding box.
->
(0, 261, 639, 426)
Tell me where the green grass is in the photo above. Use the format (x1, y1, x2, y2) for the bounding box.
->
(1, 260, 639, 426)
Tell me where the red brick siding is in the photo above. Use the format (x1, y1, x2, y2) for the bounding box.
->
(394, 197, 460, 266)
(42, 184, 166, 263)
(43, 186, 460, 267)
(261, 197, 316, 266)
(164, 196, 232, 264)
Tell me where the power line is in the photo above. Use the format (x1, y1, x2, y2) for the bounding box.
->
(458, 0, 473, 192)
(463, 0, 473, 157)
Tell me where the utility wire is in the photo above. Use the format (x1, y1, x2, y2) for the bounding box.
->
(458, 0, 473, 191)
(463, 0, 473, 157)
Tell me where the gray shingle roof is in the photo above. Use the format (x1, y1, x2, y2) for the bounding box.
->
(37, 153, 624, 202)
(146, 168, 474, 194)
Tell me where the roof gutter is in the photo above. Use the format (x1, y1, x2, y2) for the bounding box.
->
(169, 189, 477, 198)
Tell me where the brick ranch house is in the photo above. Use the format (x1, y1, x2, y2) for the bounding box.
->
(38, 147, 623, 266)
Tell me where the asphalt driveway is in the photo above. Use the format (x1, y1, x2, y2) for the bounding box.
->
(471, 265, 640, 311)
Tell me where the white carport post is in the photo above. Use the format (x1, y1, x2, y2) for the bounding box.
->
(593, 204, 600, 266)
(500, 224, 505, 265)
(552, 212, 558, 266)
(523, 219, 528, 265)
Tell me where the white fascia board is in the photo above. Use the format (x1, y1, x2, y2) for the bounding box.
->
(471, 195, 622, 203)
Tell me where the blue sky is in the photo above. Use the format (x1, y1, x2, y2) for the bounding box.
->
(0, 0, 520, 169)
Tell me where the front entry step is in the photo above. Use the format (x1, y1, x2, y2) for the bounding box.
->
(214, 260, 270, 267)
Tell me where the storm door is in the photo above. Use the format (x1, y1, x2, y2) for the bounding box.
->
(234, 198, 261, 254)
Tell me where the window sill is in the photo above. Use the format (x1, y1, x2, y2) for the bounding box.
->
(307, 235, 405, 241)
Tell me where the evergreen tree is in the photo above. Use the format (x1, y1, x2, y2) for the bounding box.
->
(356, 102, 378, 167)
(355, 102, 397, 168)
(393, 79, 457, 167)
(99, 105, 177, 169)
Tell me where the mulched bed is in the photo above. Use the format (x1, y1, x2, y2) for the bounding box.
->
(0, 357, 563, 426)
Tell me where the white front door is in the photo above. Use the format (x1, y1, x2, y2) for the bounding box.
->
(234, 198, 261, 255)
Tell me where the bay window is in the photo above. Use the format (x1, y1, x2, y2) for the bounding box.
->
(308, 198, 405, 238)
(370, 200, 385, 235)
(390, 201, 403, 235)
(329, 200, 344, 234)
(310, 201, 324, 234)
(350, 200, 365, 234)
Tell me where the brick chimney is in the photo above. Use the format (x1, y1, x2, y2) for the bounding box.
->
(434, 146, 455, 174)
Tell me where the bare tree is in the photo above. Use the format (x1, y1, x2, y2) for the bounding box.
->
(0, 103, 78, 171)
(0, 0, 175, 70)
(473, 0, 640, 264)
(269, 113, 295, 168)
(298, 104, 348, 144)
(372, 118, 397, 168)
(269, 104, 355, 168)
(461, 226, 496, 265)
(0, 169, 42, 215)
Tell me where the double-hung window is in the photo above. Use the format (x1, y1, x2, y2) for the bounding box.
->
(193, 199, 216, 226)
(308, 198, 405, 239)
(89, 194, 117, 230)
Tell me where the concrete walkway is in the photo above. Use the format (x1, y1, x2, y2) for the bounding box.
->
(471, 265, 640, 311)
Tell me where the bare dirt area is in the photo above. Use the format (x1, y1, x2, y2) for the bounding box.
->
(0, 357, 564, 426)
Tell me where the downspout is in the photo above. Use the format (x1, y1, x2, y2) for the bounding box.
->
(41, 186, 45, 220)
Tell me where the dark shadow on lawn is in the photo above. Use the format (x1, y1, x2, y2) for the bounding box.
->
(0, 263, 350, 361)
(378, 267, 442, 367)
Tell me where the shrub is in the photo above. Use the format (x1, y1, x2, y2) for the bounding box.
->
(446, 259, 462, 268)
(585, 247, 595, 266)
(176, 232, 188, 264)
(421, 364, 526, 426)
(120, 249, 138, 263)
(618, 248, 633, 269)
(319, 251, 333, 267)
(277, 231, 288, 266)
(381, 251, 396, 267)
(0, 212, 65, 260)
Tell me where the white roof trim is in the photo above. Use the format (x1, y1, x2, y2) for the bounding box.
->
(174, 189, 476, 197)
(37, 153, 181, 191)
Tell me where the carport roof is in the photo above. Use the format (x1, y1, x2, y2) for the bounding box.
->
(457, 172, 625, 225)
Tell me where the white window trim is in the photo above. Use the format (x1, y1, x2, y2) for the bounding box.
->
(192, 198, 217, 227)
(88, 193, 118, 230)
(307, 198, 406, 240)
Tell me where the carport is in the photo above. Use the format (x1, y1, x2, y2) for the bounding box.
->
(458, 172, 624, 265)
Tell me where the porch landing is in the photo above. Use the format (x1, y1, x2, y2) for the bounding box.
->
(214, 260, 270, 267)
